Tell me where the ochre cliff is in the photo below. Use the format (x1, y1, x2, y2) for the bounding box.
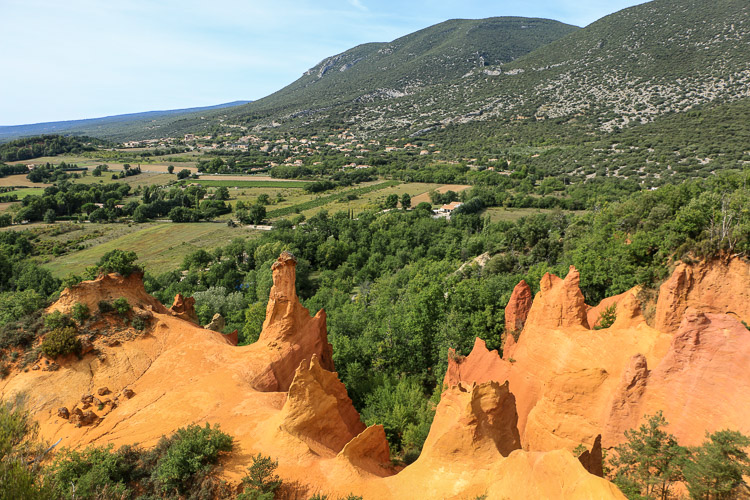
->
(0, 252, 625, 499)
(446, 256, 750, 455)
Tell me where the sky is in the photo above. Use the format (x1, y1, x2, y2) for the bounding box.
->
(1, 0, 648, 126)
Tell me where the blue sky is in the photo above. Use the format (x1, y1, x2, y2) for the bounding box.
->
(1, 0, 647, 126)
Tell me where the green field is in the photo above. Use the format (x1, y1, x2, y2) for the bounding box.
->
(191, 180, 310, 188)
(42, 222, 259, 277)
(7, 187, 45, 199)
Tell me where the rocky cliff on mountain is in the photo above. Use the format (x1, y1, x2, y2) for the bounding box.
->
(48, 271, 167, 316)
(279, 355, 366, 453)
(169, 293, 199, 324)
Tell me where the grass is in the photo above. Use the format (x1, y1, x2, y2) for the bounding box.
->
(42, 222, 259, 277)
(6, 187, 45, 199)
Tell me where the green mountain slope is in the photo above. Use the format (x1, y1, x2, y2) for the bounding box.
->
(217, 0, 749, 138)
(247, 17, 578, 113)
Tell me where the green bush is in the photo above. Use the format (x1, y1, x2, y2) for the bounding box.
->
(112, 297, 131, 317)
(70, 302, 90, 324)
(132, 315, 147, 331)
(594, 304, 617, 330)
(361, 375, 435, 457)
(95, 249, 140, 277)
(47, 445, 134, 500)
(98, 300, 113, 314)
(0, 290, 46, 328)
(0, 398, 52, 499)
(40, 327, 81, 358)
(46, 424, 233, 499)
(152, 423, 233, 494)
(43, 310, 72, 330)
(239, 453, 282, 500)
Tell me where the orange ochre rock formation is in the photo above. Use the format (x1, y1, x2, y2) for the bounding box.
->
(446, 257, 750, 459)
(13, 252, 748, 498)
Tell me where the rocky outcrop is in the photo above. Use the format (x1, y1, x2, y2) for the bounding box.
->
(605, 309, 750, 446)
(587, 289, 632, 329)
(47, 272, 167, 317)
(224, 329, 238, 346)
(525, 266, 590, 330)
(487, 450, 626, 499)
(279, 355, 366, 453)
(603, 354, 649, 441)
(422, 381, 521, 462)
(505, 279, 533, 334)
(169, 294, 199, 324)
(204, 313, 225, 332)
(249, 252, 333, 392)
(578, 434, 604, 477)
(444, 338, 510, 388)
(338, 425, 392, 476)
(654, 257, 750, 333)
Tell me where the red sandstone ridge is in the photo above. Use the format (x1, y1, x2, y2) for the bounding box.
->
(505, 279, 533, 334)
(247, 251, 333, 392)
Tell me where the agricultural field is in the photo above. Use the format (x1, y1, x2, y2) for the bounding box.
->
(8, 155, 199, 174)
(0, 174, 51, 188)
(70, 172, 176, 188)
(4, 187, 46, 199)
(40, 222, 257, 277)
(192, 179, 310, 188)
(481, 206, 585, 222)
(410, 184, 471, 205)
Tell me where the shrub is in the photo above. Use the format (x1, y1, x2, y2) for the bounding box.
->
(71, 302, 90, 324)
(47, 445, 134, 500)
(132, 315, 147, 331)
(594, 304, 617, 330)
(238, 453, 282, 500)
(361, 375, 435, 456)
(98, 300, 113, 314)
(40, 327, 81, 358)
(112, 297, 131, 317)
(152, 423, 233, 494)
(0, 397, 51, 499)
(0, 290, 46, 328)
(43, 311, 72, 331)
(96, 249, 140, 277)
